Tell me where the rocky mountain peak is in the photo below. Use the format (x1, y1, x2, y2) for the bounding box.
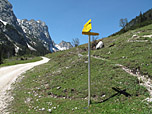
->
(55, 40, 73, 51)
(59, 40, 73, 47)
(0, 0, 55, 57)
(18, 19, 49, 37)
(0, 0, 19, 27)
(17, 19, 54, 51)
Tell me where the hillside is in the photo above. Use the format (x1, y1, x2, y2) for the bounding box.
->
(9, 24, 152, 113)
(126, 9, 152, 29)
(113, 8, 152, 36)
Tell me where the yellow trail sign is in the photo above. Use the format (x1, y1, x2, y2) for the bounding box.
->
(82, 19, 99, 36)
(82, 19, 92, 32)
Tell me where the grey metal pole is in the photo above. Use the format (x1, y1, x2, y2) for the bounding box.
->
(88, 35, 91, 106)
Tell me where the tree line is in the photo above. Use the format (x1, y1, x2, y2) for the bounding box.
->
(112, 9, 152, 36)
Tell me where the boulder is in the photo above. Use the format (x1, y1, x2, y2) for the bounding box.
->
(96, 41, 104, 49)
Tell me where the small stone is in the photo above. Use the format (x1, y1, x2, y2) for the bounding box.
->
(132, 34, 138, 38)
(41, 108, 45, 111)
(11, 96, 14, 100)
(66, 67, 69, 69)
(54, 96, 57, 98)
(85, 61, 88, 63)
(102, 94, 106, 98)
(34, 93, 38, 96)
(48, 109, 52, 112)
(122, 56, 125, 59)
(57, 86, 61, 90)
(78, 54, 83, 57)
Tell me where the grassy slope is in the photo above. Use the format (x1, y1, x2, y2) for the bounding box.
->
(0, 56, 42, 67)
(10, 24, 152, 113)
(93, 24, 152, 78)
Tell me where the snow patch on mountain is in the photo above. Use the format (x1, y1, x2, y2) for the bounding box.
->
(14, 44, 20, 54)
(27, 43, 36, 51)
(0, 19, 7, 26)
(55, 44, 67, 51)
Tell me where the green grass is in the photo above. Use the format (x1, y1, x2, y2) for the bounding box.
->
(9, 24, 152, 113)
(93, 24, 152, 78)
(0, 56, 42, 67)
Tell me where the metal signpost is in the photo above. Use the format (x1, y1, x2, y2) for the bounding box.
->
(82, 19, 99, 106)
(88, 34, 91, 106)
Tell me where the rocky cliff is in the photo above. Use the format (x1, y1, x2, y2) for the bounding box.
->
(0, 0, 25, 35)
(18, 19, 54, 52)
(0, 0, 54, 58)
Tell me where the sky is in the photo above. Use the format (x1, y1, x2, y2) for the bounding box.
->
(8, 0, 152, 45)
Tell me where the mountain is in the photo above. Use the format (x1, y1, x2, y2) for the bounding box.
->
(17, 19, 54, 53)
(0, 0, 23, 32)
(55, 41, 73, 51)
(0, 0, 28, 58)
(0, 0, 54, 60)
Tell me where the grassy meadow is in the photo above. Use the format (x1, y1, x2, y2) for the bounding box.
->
(0, 56, 42, 67)
(9, 24, 152, 113)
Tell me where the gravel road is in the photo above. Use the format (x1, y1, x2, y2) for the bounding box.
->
(0, 57, 50, 113)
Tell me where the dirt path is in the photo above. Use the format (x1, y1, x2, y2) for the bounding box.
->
(116, 64, 152, 102)
(0, 57, 50, 113)
(91, 55, 152, 102)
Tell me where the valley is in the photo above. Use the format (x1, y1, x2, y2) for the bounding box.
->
(0, 0, 152, 114)
(6, 24, 152, 113)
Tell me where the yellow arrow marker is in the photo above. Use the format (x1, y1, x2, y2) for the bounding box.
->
(82, 19, 92, 32)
